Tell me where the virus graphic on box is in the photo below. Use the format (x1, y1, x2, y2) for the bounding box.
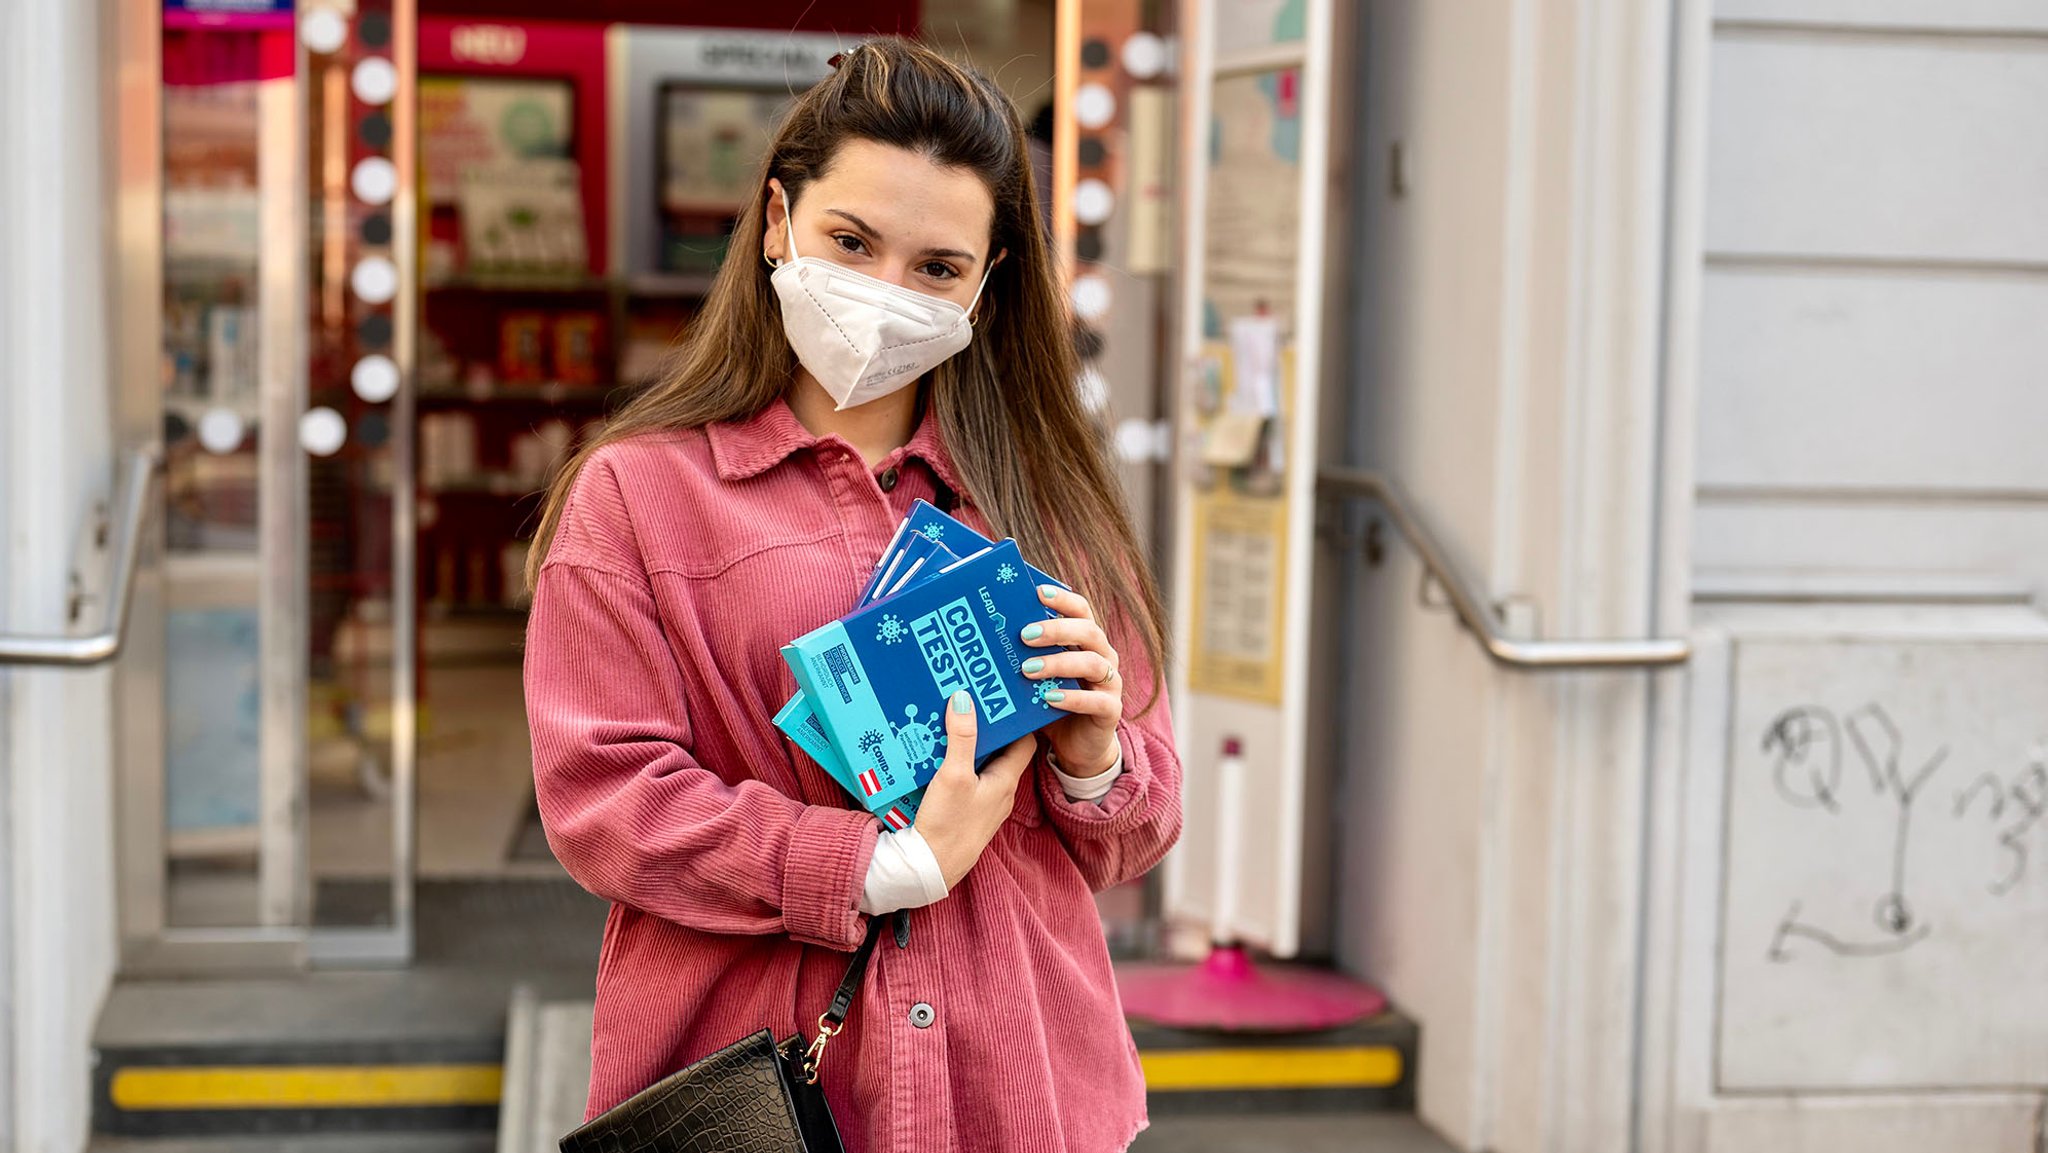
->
(876, 613, 908, 644)
(1032, 680, 1059, 709)
(892, 703, 947, 769)
(858, 729, 888, 761)
(919, 523, 945, 542)
(996, 562, 1018, 584)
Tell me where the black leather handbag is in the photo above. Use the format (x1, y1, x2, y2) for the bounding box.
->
(559, 918, 886, 1153)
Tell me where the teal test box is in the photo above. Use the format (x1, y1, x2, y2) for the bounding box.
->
(773, 691, 923, 830)
(782, 539, 1075, 812)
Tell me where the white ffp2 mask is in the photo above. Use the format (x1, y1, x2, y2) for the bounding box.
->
(768, 189, 990, 410)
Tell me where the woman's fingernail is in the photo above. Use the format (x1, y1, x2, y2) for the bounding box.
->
(1044, 689, 1066, 703)
(1040, 585, 1060, 601)
(1021, 657, 1045, 675)
(951, 691, 972, 714)
(1021, 623, 1043, 642)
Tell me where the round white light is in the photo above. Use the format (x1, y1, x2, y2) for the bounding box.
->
(299, 407, 347, 457)
(1075, 83, 1117, 130)
(1121, 32, 1168, 79)
(351, 57, 397, 106)
(300, 9, 348, 55)
(1074, 178, 1115, 226)
(350, 156, 396, 205)
(350, 255, 397, 304)
(197, 408, 245, 455)
(1115, 417, 1163, 462)
(1078, 364, 1110, 412)
(351, 354, 400, 403)
(1072, 275, 1112, 320)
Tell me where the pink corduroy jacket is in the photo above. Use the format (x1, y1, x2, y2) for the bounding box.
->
(524, 397, 1184, 1153)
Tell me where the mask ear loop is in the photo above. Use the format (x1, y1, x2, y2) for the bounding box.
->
(964, 262, 994, 328)
(764, 184, 800, 269)
(779, 185, 802, 266)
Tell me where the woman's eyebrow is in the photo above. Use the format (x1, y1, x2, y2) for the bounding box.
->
(823, 208, 979, 265)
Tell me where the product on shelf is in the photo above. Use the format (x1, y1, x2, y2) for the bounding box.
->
(498, 311, 548, 382)
(551, 311, 603, 385)
(205, 305, 258, 406)
(419, 412, 479, 487)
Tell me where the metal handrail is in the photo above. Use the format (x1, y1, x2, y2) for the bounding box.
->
(1318, 465, 1690, 670)
(0, 446, 163, 668)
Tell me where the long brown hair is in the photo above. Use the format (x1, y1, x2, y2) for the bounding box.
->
(527, 37, 1167, 693)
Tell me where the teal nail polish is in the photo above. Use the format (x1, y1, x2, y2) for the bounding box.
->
(1040, 585, 1060, 600)
(951, 691, 972, 714)
(1044, 689, 1066, 703)
(1021, 623, 1043, 642)
(1021, 657, 1045, 675)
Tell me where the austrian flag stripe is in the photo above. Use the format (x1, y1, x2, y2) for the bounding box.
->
(859, 769, 881, 796)
(884, 808, 908, 829)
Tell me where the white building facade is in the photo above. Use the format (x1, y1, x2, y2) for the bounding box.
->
(1336, 2, 2048, 1152)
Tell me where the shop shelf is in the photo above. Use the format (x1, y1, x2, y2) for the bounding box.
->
(421, 272, 715, 298)
(423, 273, 610, 294)
(417, 382, 622, 406)
(421, 476, 547, 497)
(622, 272, 717, 298)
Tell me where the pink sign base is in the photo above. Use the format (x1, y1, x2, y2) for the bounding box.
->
(1118, 946, 1388, 1033)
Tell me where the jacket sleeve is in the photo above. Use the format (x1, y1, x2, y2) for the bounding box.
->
(1034, 607, 1184, 893)
(524, 458, 879, 951)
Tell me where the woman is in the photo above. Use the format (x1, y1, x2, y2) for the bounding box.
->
(525, 37, 1181, 1153)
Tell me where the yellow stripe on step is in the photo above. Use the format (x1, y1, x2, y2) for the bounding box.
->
(109, 1064, 503, 1111)
(1140, 1046, 1403, 1092)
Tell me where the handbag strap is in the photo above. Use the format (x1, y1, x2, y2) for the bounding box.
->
(801, 913, 891, 1084)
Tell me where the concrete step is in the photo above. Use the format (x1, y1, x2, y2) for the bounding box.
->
(1127, 1011, 1419, 1116)
(91, 880, 605, 1142)
(96, 879, 1420, 1144)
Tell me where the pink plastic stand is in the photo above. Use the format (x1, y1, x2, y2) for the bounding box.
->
(1118, 944, 1387, 1033)
(1128, 735, 1388, 1032)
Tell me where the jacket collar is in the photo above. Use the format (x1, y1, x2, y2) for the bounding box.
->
(707, 394, 967, 498)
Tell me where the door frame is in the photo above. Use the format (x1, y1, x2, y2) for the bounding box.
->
(110, 0, 419, 975)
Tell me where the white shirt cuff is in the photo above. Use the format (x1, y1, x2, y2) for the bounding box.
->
(858, 826, 950, 915)
(1048, 745, 1124, 803)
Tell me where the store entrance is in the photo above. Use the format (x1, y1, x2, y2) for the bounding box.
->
(119, 0, 1064, 978)
(120, 0, 422, 972)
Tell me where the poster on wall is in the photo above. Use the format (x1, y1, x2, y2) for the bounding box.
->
(420, 75, 576, 204)
(660, 87, 792, 213)
(1183, 67, 1303, 704)
(1212, 0, 1307, 50)
(1204, 69, 1302, 321)
(658, 84, 796, 273)
(1189, 487, 1290, 703)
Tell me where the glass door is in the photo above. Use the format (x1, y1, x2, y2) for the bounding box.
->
(116, 0, 418, 972)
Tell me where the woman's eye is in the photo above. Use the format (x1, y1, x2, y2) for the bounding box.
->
(921, 262, 960, 281)
(832, 233, 866, 255)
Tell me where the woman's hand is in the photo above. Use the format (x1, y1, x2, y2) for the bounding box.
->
(914, 691, 1037, 889)
(1019, 585, 1123, 779)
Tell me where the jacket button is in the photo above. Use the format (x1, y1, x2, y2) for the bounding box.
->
(909, 1002, 935, 1028)
(878, 467, 899, 492)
